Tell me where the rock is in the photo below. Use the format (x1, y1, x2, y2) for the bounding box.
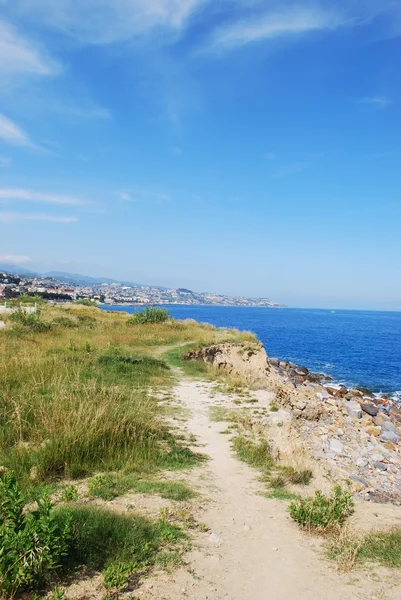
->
(374, 462, 388, 471)
(327, 386, 348, 398)
(355, 457, 368, 468)
(349, 474, 370, 488)
(373, 415, 386, 427)
(270, 358, 280, 367)
(329, 439, 343, 454)
(295, 366, 309, 376)
(362, 403, 379, 417)
(365, 426, 380, 437)
(380, 430, 400, 444)
(343, 400, 362, 419)
(381, 421, 399, 434)
(316, 390, 330, 401)
(357, 386, 374, 397)
(209, 533, 220, 545)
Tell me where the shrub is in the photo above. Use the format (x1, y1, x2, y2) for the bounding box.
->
(0, 471, 71, 599)
(128, 307, 170, 324)
(60, 485, 79, 502)
(8, 307, 51, 333)
(289, 486, 354, 532)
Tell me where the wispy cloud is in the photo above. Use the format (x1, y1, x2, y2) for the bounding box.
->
(15, 0, 207, 44)
(0, 113, 39, 149)
(0, 254, 32, 263)
(354, 96, 392, 108)
(120, 189, 171, 203)
(265, 152, 276, 160)
(208, 5, 346, 52)
(0, 212, 78, 223)
(0, 19, 59, 78)
(0, 188, 86, 205)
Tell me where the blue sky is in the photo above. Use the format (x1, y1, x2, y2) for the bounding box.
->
(0, 0, 400, 309)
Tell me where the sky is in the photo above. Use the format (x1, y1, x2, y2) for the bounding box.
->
(0, 0, 400, 310)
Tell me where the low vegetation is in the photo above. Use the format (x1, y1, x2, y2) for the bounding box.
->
(289, 487, 354, 533)
(88, 473, 195, 502)
(232, 435, 312, 497)
(128, 306, 170, 324)
(0, 303, 253, 596)
(327, 525, 401, 571)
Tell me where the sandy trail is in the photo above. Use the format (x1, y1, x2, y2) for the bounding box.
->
(142, 378, 401, 600)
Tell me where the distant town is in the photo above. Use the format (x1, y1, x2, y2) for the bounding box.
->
(0, 267, 285, 308)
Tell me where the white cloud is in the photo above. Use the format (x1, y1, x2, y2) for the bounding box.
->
(120, 188, 171, 202)
(0, 113, 38, 148)
(209, 5, 346, 51)
(0, 254, 32, 263)
(0, 19, 59, 78)
(0, 212, 78, 223)
(14, 0, 207, 44)
(0, 188, 86, 205)
(355, 96, 392, 108)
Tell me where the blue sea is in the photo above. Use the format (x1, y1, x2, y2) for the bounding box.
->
(101, 306, 401, 399)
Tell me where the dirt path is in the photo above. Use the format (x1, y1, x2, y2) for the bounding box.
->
(141, 378, 401, 600)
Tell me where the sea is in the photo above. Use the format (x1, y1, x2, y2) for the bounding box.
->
(100, 305, 401, 401)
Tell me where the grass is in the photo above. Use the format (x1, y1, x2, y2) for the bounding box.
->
(232, 436, 274, 470)
(232, 435, 313, 499)
(88, 473, 196, 502)
(0, 304, 250, 493)
(209, 406, 238, 422)
(55, 504, 186, 572)
(327, 526, 401, 571)
(359, 529, 401, 567)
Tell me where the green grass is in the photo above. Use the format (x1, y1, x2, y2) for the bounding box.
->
(264, 487, 300, 501)
(88, 473, 196, 502)
(55, 504, 185, 573)
(209, 406, 238, 422)
(232, 436, 274, 470)
(164, 345, 210, 377)
(358, 529, 401, 567)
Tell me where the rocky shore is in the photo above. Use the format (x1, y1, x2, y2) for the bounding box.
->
(186, 343, 401, 505)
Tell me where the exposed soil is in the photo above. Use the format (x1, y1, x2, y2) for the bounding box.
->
(134, 377, 401, 600)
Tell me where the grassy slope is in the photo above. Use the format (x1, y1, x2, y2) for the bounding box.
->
(0, 304, 252, 492)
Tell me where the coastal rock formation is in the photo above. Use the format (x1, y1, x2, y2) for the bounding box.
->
(186, 341, 401, 505)
(185, 342, 270, 387)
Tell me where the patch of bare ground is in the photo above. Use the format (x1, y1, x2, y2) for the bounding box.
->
(132, 378, 401, 600)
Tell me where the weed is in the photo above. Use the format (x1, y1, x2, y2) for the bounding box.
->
(132, 481, 196, 501)
(48, 587, 67, 600)
(270, 403, 279, 412)
(61, 485, 79, 502)
(358, 528, 401, 568)
(0, 471, 71, 599)
(232, 436, 274, 470)
(156, 550, 181, 569)
(265, 488, 300, 501)
(289, 487, 354, 532)
(128, 308, 170, 324)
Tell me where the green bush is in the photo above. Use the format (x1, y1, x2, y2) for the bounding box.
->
(128, 307, 170, 324)
(0, 471, 71, 599)
(8, 307, 51, 333)
(289, 486, 354, 532)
